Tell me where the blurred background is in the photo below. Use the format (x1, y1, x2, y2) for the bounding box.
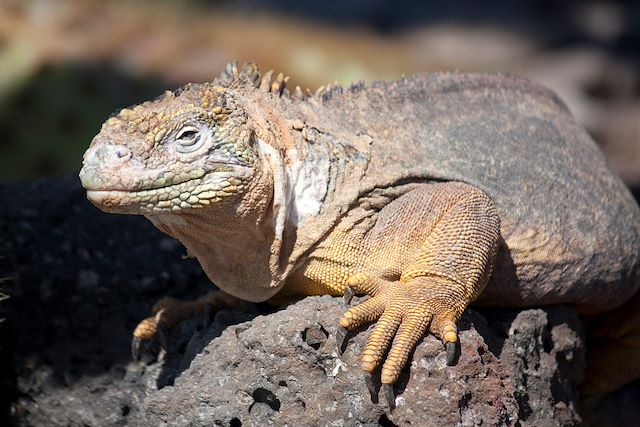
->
(0, 1, 639, 424)
(0, 0, 639, 191)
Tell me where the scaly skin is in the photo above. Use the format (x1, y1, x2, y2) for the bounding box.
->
(80, 62, 640, 419)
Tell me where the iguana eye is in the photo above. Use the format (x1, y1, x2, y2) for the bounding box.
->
(175, 126, 203, 153)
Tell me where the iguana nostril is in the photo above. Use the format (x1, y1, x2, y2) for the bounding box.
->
(114, 147, 131, 160)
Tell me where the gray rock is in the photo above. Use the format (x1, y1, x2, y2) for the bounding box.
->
(136, 297, 583, 426)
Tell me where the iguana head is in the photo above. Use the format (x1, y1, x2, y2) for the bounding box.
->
(79, 63, 302, 301)
(80, 82, 258, 215)
(79, 63, 354, 301)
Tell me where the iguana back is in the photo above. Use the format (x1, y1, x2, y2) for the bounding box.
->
(296, 73, 640, 313)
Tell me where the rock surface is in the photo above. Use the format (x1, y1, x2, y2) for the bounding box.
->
(138, 297, 584, 426)
(0, 177, 587, 426)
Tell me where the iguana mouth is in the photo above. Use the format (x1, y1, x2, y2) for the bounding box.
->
(86, 174, 245, 214)
(87, 176, 202, 197)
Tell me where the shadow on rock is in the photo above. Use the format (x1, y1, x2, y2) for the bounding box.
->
(0, 177, 214, 424)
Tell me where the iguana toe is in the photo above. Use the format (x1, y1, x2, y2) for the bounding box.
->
(380, 313, 432, 385)
(339, 295, 387, 333)
(130, 297, 180, 360)
(338, 273, 391, 334)
(132, 315, 161, 360)
(436, 318, 460, 365)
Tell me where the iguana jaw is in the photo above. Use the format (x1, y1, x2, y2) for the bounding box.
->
(82, 166, 251, 215)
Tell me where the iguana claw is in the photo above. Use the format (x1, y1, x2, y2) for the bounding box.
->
(336, 325, 348, 354)
(131, 337, 142, 360)
(446, 341, 457, 365)
(157, 323, 168, 350)
(343, 286, 355, 306)
(131, 333, 160, 362)
(383, 384, 395, 409)
(363, 372, 377, 402)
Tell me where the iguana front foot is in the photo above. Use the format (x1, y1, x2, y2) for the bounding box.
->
(337, 272, 468, 408)
(131, 291, 243, 360)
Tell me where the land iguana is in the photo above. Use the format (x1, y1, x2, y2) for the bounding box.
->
(79, 62, 640, 421)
